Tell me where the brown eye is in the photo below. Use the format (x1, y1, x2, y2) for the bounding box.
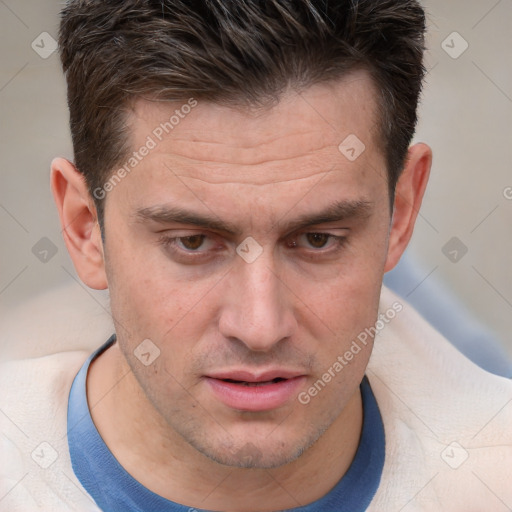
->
(179, 235, 206, 250)
(306, 233, 330, 248)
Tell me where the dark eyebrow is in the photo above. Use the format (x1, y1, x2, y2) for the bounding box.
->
(280, 199, 373, 233)
(134, 199, 373, 236)
(135, 205, 241, 235)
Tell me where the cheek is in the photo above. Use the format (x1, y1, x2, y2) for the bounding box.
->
(105, 236, 224, 386)
(310, 278, 381, 360)
(106, 232, 213, 334)
(294, 239, 385, 327)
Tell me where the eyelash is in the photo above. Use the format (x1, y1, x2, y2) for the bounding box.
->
(158, 232, 348, 262)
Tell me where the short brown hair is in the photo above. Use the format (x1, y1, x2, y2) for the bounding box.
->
(58, 0, 427, 224)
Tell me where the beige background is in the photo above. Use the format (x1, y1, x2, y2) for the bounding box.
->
(0, 1, 511, 354)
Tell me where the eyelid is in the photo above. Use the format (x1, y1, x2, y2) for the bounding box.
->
(159, 233, 216, 251)
(158, 229, 350, 262)
(160, 228, 348, 243)
(286, 227, 349, 241)
(290, 231, 347, 249)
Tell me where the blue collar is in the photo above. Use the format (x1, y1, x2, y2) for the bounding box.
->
(68, 335, 384, 511)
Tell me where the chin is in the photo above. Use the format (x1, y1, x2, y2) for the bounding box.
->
(190, 428, 324, 470)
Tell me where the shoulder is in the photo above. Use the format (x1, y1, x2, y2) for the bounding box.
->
(368, 286, 512, 509)
(0, 350, 99, 511)
(0, 349, 90, 444)
(370, 286, 512, 431)
(1, 348, 89, 377)
(0, 350, 89, 412)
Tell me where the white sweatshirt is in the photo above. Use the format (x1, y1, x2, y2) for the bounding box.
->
(1, 286, 511, 511)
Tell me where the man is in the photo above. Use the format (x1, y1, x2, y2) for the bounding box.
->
(1, 1, 511, 510)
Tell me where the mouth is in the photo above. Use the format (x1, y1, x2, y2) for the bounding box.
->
(204, 371, 306, 412)
(218, 377, 288, 387)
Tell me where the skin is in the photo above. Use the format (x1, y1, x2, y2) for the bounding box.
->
(51, 70, 431, 511)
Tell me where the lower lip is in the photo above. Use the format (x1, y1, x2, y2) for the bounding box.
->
(205, 376, 306, 412)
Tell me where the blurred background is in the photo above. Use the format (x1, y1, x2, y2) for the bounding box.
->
(1, 1, 511, 358)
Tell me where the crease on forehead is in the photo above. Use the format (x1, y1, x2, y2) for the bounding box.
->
(128, 70, 380, 149)
(151, 152, 352, 186)
(120, 71, 383, 190)
(173, 167, 338, 187)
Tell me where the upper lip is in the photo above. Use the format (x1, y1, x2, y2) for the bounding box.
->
(206, 369, 306, 383)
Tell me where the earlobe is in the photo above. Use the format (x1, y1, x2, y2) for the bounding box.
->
(384, 143, 432, 273)
(50, 157, 108, 290)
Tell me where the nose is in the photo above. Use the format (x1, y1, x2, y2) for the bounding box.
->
(218, 250, 297, 352)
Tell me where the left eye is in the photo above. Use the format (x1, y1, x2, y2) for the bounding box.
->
(177, 234, 207, 251)
(287, 233, 346, 250)
(304, 233, 331, 249)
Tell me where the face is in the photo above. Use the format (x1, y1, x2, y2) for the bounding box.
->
(101, 72, 391, 468)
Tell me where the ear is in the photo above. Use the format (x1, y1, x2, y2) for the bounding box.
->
(384, 143, 432, 272)
(51, 157, 108, 290)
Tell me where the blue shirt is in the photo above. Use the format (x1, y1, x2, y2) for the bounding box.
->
(68, 335, 385, 511)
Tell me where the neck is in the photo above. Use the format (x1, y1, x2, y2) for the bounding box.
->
(87, 342, 363, 511)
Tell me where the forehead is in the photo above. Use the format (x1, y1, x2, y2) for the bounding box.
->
(123, 70, 383, 188)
